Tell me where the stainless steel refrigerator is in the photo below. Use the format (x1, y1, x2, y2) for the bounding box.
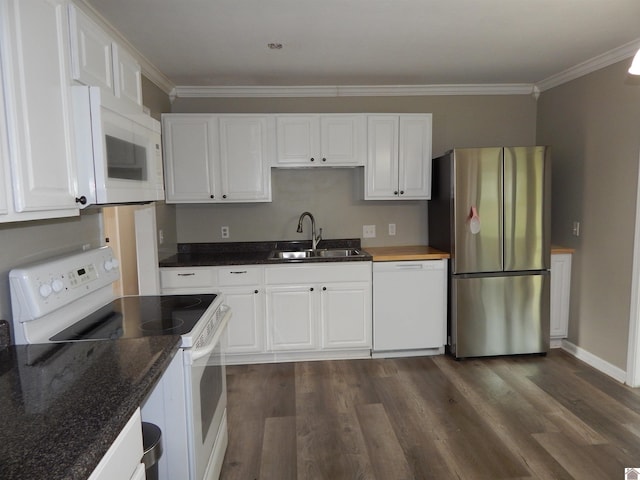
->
(429, 147, 551, 358)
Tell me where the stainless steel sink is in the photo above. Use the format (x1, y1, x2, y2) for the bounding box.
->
(316, 248, 362, 258)
(268, 248, 365, 260)
(269, 249, 315, 259)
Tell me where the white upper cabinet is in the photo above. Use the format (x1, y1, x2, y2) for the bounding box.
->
(162, 114, 274, 203)
(218, 116, 273, 201)
(68, 4, 113, 92)
(366, 114, 432, 200)
(0, 0, 80, 222)
(162, 115, 217, 202)
(276, 114, 366, 166)
(68, 4, 142, 110)
(112, 43, 142, 108)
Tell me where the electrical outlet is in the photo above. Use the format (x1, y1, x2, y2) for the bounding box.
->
(221, 226, 230, 239)
(572, 221, 580, 237)
(363, 225, 376, 238)
(388, 223, 396, 236)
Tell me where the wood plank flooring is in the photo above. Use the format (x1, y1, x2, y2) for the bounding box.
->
(220, 351, 640, 479)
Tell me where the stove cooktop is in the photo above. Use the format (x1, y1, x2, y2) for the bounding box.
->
(50, 294, 217, 342)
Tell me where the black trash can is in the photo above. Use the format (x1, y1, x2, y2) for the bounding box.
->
(141, 422, 163, 480)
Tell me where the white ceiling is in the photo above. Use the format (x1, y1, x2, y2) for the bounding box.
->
(84, 0, 640, 88)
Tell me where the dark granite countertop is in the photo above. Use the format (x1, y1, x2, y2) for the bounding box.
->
(0, 336, 180, 480)
(159, 239, 372, 267)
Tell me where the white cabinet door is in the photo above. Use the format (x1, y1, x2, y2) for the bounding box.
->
(112, 43, 142, 108)
(319, 115, 365, 166)
(366, 115, 399, 199)
(276, 115, 319, 165)
(162, 114, 273, 203)
(162, 115, 218, 202)
(366, 114, 432, 200)
(550, 253, 572, 339)
(68, 3, 114, 93)
(219, 115, 273, 201)
(266, 285, 317, 351)
(321, 282, 371, 349)
(399, 115, 432, 198)
(276, 114, 365, 166)
(0, 0, 79, 218)
(224, 287, 265, 354)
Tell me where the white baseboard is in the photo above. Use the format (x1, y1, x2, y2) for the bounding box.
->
(560, 339, 627, 384)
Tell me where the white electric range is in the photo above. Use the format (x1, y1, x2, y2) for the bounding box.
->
(9, 246, 231, 480)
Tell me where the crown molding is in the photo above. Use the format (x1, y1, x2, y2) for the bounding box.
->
(74, 0, 175, 95)
(172, 83, 536, 98)
(536, 38, 640, 92)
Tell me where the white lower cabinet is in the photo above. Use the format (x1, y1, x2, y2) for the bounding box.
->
(160, 261, 372, 363)
(88, 408, 144, 480)
(550, 252, 572, 343)
(321, 282, 372, 349)
(266, 285, 316, 351)
(217, 266, 265, 354)
(265, 262, 372, 358)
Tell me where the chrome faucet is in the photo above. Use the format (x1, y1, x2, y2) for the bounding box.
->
(297, 211, 322, 251)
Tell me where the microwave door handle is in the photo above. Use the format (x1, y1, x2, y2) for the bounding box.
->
(191, 306, 232, 362)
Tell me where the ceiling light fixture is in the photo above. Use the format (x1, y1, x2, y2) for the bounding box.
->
(268, 43, 283, 50)
(629, 48, 640, 75)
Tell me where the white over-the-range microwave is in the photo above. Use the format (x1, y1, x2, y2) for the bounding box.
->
(72, 86, 164, 208)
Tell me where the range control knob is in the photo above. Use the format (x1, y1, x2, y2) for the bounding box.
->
(51, 279, 64, 293)
(39, 283, 53, 298)
(104, 258, 119, 271)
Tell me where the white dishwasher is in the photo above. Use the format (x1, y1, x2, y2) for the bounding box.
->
(372, 260, 447, 357)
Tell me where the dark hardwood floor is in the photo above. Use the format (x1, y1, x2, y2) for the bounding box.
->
(220, 350, 640, 479)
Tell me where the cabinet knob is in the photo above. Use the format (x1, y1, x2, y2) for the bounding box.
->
(222, 194, 227, 199)
(210, 195, 214, 199)
(394, 191, 399, 195)
(310, 287, 314, 291)
(322, 157, 326, 162)
(254, 289, 259, 294)
(310, 157, 315, 162)
(75, 196, 87, 205)
(400, 190, 405, 195)
(322, 286, 327, 291)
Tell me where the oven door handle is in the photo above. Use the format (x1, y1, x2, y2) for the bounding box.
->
(191, 306, 231, 362)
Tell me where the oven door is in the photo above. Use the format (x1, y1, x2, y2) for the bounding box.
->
(184, 306, 231, 480)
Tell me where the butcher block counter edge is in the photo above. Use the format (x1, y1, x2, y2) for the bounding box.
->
(364, 246, 450, 262)
(365, 245, 574, 261)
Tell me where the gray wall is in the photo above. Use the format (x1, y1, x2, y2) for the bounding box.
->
(0, 211, 102, 323)
(537, 60, 640, 370)
(171, 94, 537, 246)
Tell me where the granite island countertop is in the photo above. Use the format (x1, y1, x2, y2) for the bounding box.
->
(0, 336, 180, 480)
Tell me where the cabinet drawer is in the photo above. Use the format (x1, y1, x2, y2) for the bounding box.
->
(217, 266, 262, 286)
(160, 268, 216, 289)
(265, 262, 371, 284)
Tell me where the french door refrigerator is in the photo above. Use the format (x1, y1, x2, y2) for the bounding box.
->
(429, 146, 551, 358)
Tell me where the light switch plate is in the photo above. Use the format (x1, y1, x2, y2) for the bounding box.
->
(221, 226, 230, 238)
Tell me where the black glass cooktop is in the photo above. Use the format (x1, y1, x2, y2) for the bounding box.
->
(50, 294, 217, 342)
